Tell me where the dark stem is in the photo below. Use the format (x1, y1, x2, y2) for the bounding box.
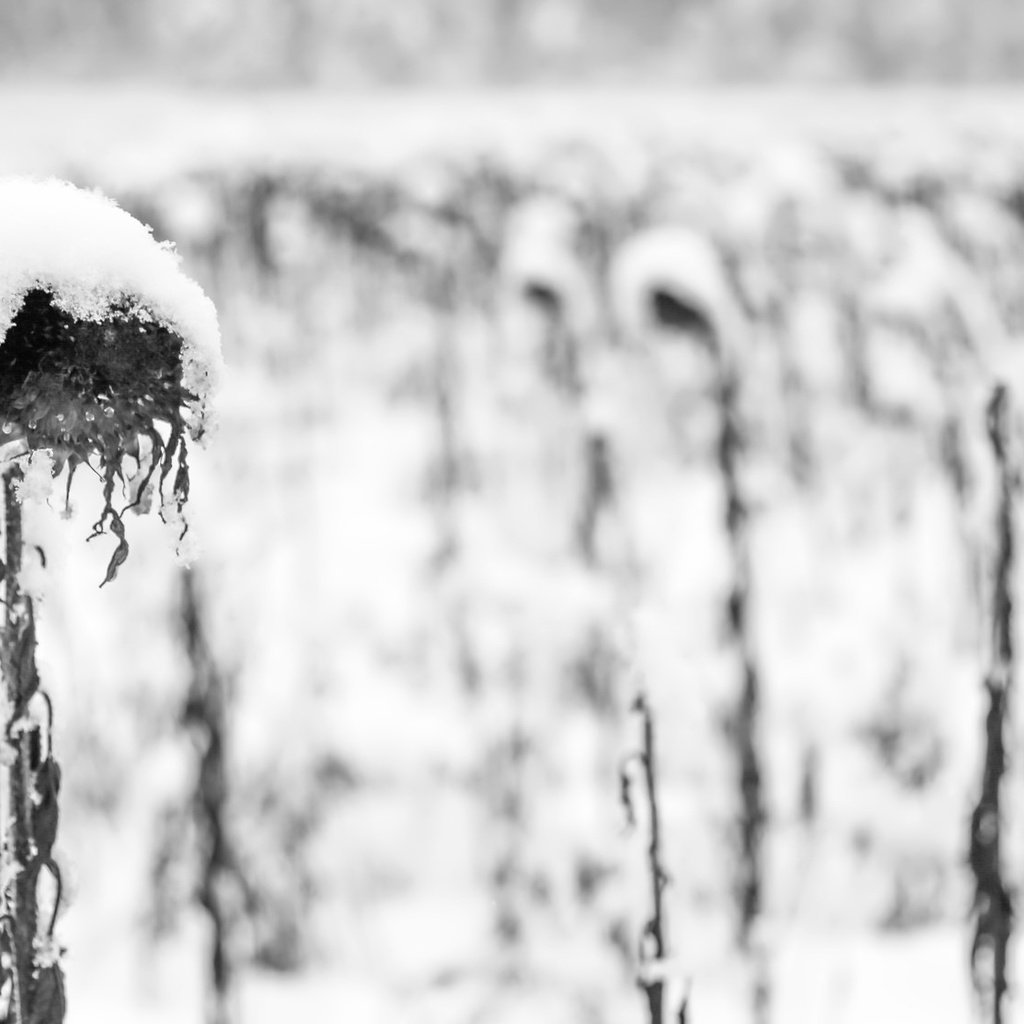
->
(716, 350, 772, 1024)
(492, 650, 528, 980)
(716, 363, 766, 954)
(576, 430, 615, 569)
(2, 466, 39, 1024)
(969, 383, 1016, 1024)
(181, 569, 236, 1024)
(571, 429, 618, 716)
(634, 692, 667, 1024)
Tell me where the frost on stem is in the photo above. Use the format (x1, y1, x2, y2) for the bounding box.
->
(621, 691, 690, 1024)
(0, 472, 66, 1024)
(0, 177, 222, 583)
(622, 692, 668, 1024)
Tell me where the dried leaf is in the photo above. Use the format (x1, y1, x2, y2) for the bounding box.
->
(33, 760, 61, 860)
(99, 513, 129, 588)
(11, 614, 40, 709)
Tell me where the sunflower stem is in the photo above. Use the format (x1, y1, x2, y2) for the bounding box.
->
(970, 383, 1016, 1024)
(1, 465, 39, 1024)
(181, 569, 237, 1024)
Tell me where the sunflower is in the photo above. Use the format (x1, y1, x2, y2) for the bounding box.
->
(0, 177, 222, 583)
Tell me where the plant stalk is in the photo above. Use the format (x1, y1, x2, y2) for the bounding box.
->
(182, 569, 236, 1024)
(1, 466, 39, 1024)
(969, 383, 1016, 1024)
(634, 692, 668, 1024)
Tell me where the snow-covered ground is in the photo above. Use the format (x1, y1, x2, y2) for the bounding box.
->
(4, 88, 1024, 1023)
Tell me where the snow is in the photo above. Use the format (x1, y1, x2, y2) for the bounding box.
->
(13, 447, 56, 505)
(12, 450, 60, 599)
(0, 177, 223, 432)
(3, 87, 1024, 1024)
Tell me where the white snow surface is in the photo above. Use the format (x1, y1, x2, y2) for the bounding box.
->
(0, 177, 223, 430)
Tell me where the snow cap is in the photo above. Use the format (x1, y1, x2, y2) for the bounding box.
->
(0, 177, 223, 586)
(0, 176, 222, 433)
(500, 193, 595, 334)
(611, 224, 745, 358)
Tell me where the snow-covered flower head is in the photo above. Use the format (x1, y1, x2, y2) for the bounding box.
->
(500, 193, 596, 335)
(610, 224, 745, 361)
(0, 177, 223, 582)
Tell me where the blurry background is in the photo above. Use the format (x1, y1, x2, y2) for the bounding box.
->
(4, 0, 1024, 82)
(3, 4, 1024, 1024)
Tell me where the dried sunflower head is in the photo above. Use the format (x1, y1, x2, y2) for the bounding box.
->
(0, 178, 222, 584)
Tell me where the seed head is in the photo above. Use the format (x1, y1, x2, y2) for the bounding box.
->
(0, 177, 223, 584)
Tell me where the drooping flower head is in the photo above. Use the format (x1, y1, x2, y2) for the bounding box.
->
(0, 177, 223, 583)
(611, 223, 745, 359)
